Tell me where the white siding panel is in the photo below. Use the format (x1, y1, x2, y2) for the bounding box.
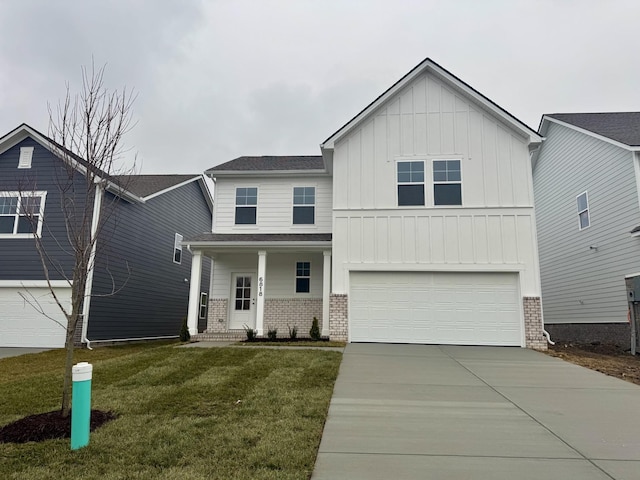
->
(332, 209, 539, 295)
(213, 176, 332, 233)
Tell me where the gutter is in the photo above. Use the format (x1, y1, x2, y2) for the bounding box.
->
(80, 181, 105, 349)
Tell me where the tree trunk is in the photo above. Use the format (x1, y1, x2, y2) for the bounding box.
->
(61, 315, 77, 418)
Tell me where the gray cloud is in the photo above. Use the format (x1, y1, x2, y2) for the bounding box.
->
(2, 0, 640, 173)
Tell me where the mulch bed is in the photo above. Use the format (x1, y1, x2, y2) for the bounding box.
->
(244, 337, 330, 343)
(0, 410, 116, 444)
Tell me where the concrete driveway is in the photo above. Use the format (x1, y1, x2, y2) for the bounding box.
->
(0, 347, 51, 359)
(312, 344, 640, 480)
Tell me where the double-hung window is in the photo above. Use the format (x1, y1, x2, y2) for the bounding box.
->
(577, 192, 590, 230)
(295, 261, 310, 293)
(0, 191, 46, 237)
(433, 160, 462, 205)
(293, 187, 315, 224)
(235, 187, 258, 225)
(397, 161, 425, 206)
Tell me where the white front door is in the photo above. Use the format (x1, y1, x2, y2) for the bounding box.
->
(229, 273, 256, 330)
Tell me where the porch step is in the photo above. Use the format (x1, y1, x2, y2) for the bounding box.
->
(193, 331, 246, 342)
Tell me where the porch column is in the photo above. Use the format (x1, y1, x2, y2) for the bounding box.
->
(256, 250, 267, 336)
(187, 249, 203, 336)
(322, 250, 331, 337)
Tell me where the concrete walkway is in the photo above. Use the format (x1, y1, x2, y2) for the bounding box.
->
(312, 343, 640, 480)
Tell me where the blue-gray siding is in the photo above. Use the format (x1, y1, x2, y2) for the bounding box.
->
(0, 138, 86, 280)
(87, 180, 212, 340)
(534, 121, 640, 324)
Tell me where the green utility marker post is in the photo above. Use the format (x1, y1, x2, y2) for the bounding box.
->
(71, 362, 93, 450)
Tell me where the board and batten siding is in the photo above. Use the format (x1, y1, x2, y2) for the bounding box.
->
(0, 138, 86, 280)
(534, 121, 640, 324)
(213, 176, 332, 233)
(88, 180, 212, 340)
(331, 71, 541, 295)
(210, 252, 324, 299)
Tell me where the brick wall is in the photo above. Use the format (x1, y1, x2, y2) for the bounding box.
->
(206, 298, 228, 333)
(263, 298, 323, 338)
(523, 296, 547, 350)
(329, 294, 348, 341)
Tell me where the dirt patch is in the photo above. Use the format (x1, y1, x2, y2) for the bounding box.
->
(0, 410, 116, 444)
(547, 343, 640, 385)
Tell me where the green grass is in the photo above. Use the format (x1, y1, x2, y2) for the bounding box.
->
(0, 343, 342, 479)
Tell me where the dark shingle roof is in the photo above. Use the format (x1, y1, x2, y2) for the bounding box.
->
(547, 113, 640, 147)
(208, 156, 324, 172)
(112, 175, 199, 197)
(186, 233, 332, 243)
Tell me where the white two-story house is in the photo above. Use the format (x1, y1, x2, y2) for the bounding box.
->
(184, 58, 547, 349)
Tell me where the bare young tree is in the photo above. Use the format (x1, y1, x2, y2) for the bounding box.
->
(21, 62, 136, 417)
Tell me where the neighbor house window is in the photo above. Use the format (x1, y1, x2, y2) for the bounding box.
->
(199, 292, 208, 320)
(577, 191, 590, 230)
(296, 261, 310, 293)
(433, 160, 462, 205)
(397, 161, 425, 206)
(0, 191, 46, 237)
(173, 233, 183, 264)
(293, 187, 315, 224)
(235, 187, 257, 225)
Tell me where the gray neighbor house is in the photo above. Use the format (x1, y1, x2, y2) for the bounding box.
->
(533, 113, 640, 345)
(0, 124, 212, 348)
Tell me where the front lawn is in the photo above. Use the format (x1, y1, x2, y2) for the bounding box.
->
(0, 343, 342, 479)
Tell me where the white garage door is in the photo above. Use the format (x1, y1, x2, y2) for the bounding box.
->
(0, 286, 70, 347)
(350, 272, 522, 346)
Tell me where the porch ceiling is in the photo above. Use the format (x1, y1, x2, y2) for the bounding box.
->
(184, 233, 332, 254)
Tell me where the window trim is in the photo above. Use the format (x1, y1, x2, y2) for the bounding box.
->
(432, 159, 462, 206)
(198, 292, 208, 320)
(577, 191, 590, 230)
(173, 233, 183, 264)
(234, 186, 258, 225)
(295, 261, 311, 294)
(292, 186, 316, 225)
(0, 191, 47, 238)
(396, 160, 426, 206)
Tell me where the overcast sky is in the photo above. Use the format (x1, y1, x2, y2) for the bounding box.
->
(1, 0, 639, 174)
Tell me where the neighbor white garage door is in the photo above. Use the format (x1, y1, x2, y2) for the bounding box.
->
(349, 271, 522, 346)
(0, 286, 70, 347)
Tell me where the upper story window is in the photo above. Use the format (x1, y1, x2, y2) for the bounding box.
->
(235, 187, 257, 225)
(0, 191, 46, 238)
(293, 187, 315, 224)
(295, 261, 311, 293)
(173, 233, 183, 264)
(433, 160, 462, 205)
(577, 191, 590, 230)
(397, 161, 425, 206)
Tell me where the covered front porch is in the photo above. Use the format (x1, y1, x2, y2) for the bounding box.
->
(184, 233, 332, 338)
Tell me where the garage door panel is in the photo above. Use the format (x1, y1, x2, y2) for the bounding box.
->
(350, 272, 522, 346)
(0, 287, 70, 347)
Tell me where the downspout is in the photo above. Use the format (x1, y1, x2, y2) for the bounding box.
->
(80, 180, 105, 349)
(543, 330, 555, 345)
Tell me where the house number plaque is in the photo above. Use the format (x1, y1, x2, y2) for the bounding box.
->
(258, 277, 264, 296)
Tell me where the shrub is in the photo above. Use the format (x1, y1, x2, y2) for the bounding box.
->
(179, 318, 191, 342)
(309, 317, 321, 341)
(243, 324, 256, 342)
(288, 325, 298, 340)
(267, 327, 278, 341)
